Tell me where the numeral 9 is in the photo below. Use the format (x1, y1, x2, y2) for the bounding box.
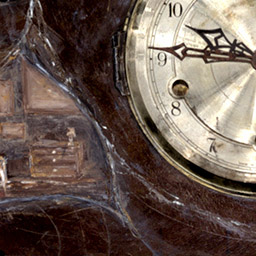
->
(157, 52, 167, 66)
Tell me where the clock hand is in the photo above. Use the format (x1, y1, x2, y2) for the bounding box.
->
(149, 25, 256, 69)
(150, 43, 253, 65)
(185, 25, 253, 55)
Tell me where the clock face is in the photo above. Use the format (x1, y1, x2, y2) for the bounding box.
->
(125, 0, 256, 186)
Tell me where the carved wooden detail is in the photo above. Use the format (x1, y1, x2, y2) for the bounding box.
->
(0, 80, 14, 116)
(29, 141, 83, 178)
(0, 123, 26, 140)
(22, 61, 80, 115)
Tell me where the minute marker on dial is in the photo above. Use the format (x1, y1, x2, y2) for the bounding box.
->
(149, 25, 256, 69)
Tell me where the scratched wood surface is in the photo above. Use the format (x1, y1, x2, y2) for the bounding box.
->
(0, 0, 255, 255)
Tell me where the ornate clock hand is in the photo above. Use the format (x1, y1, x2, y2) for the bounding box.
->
(149, 26, 256, 69)
(185, 25, 253, 55)
(150, 43, 254, 65)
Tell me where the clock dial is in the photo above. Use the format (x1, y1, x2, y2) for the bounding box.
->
(125, 0, 256, 185)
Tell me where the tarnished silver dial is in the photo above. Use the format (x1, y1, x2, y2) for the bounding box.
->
(125, 0, 256, 185)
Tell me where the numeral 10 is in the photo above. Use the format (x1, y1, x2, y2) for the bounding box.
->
(169, 2, 183, 17)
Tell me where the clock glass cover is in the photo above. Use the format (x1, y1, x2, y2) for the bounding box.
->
(125, 0, 256, 189)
